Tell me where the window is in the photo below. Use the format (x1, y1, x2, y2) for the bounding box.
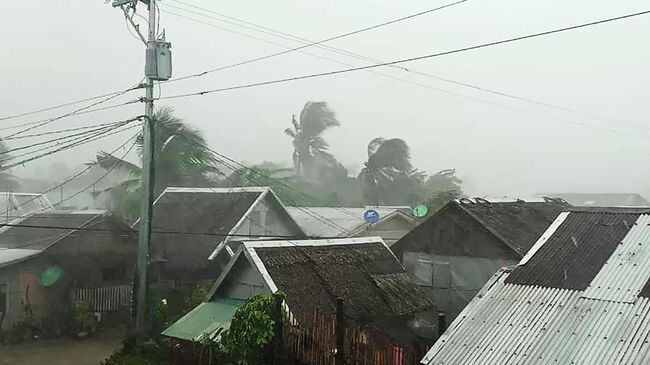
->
(414, 259, 434, 286)
(403, 252, 434, 286)
(0, 283, 7, 313)
(102, 266, 124, 282)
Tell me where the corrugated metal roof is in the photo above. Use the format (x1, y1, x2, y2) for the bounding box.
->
(422, 274, 650, 364)
(161, 298, 244, 341)
(422, 209, 650, 365)
(0, 248, 41, 267)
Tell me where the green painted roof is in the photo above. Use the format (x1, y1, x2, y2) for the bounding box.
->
(162, 298, 244, 341)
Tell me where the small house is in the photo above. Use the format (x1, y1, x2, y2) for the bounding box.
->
(287, 206, 416, 246)
(148, 187, 304, 285)
(163, 237, 434, 345)
(422, 207, 650, 364)
(0, 210, 136, 331)
(391, 198, 568, 321)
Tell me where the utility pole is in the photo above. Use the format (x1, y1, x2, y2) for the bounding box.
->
(112, 0, 171, 340)
(136, 0, 157, 338)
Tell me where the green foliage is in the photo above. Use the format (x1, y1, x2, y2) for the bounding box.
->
(101, 338, 171, 365)
(94, 107, 218, 221)
(73, 300, 96, 331)
(184, 281, 213, 314)
(219, 293, 284, 365)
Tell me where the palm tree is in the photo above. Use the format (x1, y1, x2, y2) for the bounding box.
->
(284, 102, 340, 178)
(358, 138, 424, 205)
(95, 107, 218, 220)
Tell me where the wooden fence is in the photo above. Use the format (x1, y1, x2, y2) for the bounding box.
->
(73, 285, 132, 312)
(279, 298, 429, 365)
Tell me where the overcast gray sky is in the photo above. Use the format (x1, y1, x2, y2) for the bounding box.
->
(2, 0, 649, 198)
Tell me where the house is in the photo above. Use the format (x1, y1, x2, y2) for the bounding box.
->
(422, 207, 650, 365)
(286, 206, 416, 246)
(390, 197, 569, 322)
(148, 187, 304, 285)
(0, 192, 54, 222)
(537, 192, 649, 207)
(0, 210, 136, 330)
(163, 237, 435, 345)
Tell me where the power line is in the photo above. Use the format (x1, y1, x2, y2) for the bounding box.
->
(4, 80, 142, 139)
(50, 134, 140, 211)
(11, 122, 144, 214)
(160, 6, 650, 137)
(166, 0, 469, 83)
(2, 120, 139, 165)
(1, 118, 142, 172)
(158, 10, 650, 102)
(164, 0, 643, 131)
(0, 85, 144, 123)
(1, 119, 135, 157)
(0, 100, 140, 133)
(0, 222, 408, 241)
(2, 121, 127, 141)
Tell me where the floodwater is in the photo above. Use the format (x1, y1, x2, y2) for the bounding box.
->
(0, 337, 121, 365)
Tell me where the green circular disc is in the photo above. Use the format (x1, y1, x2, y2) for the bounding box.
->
(40, 266, 63, 287)
(412, 205, 429, 218)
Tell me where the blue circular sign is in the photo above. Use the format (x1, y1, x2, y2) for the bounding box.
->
(363, 209, 380, 224)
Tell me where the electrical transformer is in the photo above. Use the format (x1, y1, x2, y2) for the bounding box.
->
(145, 41, 172, 81)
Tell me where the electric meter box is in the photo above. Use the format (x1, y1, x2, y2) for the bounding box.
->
(145, 41, 172, 81)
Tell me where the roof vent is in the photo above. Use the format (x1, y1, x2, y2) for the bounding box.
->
(458, 198, 475, 205)
(474, 197, 492, 206)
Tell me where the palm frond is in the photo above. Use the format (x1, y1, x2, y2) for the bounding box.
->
(299, 101, 340, 138)
(367, 138, 412, 172)
(284, 128, 297, 138)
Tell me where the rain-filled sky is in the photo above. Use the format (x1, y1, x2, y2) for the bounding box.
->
(2, 0, 649, 197)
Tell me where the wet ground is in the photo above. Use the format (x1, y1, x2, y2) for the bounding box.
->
(0, 336, 122, 365)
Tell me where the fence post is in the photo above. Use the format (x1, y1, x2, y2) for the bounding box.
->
(335, 298, 345, 365)
(273, 293, 284, 365)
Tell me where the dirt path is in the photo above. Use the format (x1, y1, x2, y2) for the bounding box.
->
(0, 337, 122, 365)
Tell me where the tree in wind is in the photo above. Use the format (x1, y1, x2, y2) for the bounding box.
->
(284, 102, 342, 180)
(95, 107, 218, 221)
(358, 138, 425, 205)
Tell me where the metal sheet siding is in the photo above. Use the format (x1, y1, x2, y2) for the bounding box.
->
(582, 214, 650, 303)
(422, 277, 650, 364)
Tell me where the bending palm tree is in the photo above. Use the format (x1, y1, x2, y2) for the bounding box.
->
(358, 138, 424, 205)
(95, 107, 218, 220)
(284, 101, 340, 179)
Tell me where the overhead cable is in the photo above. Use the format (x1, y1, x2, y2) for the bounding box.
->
(158, 10, 650, 101)
(11, 127, 144, 212)
(166, 0, 470, 83)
